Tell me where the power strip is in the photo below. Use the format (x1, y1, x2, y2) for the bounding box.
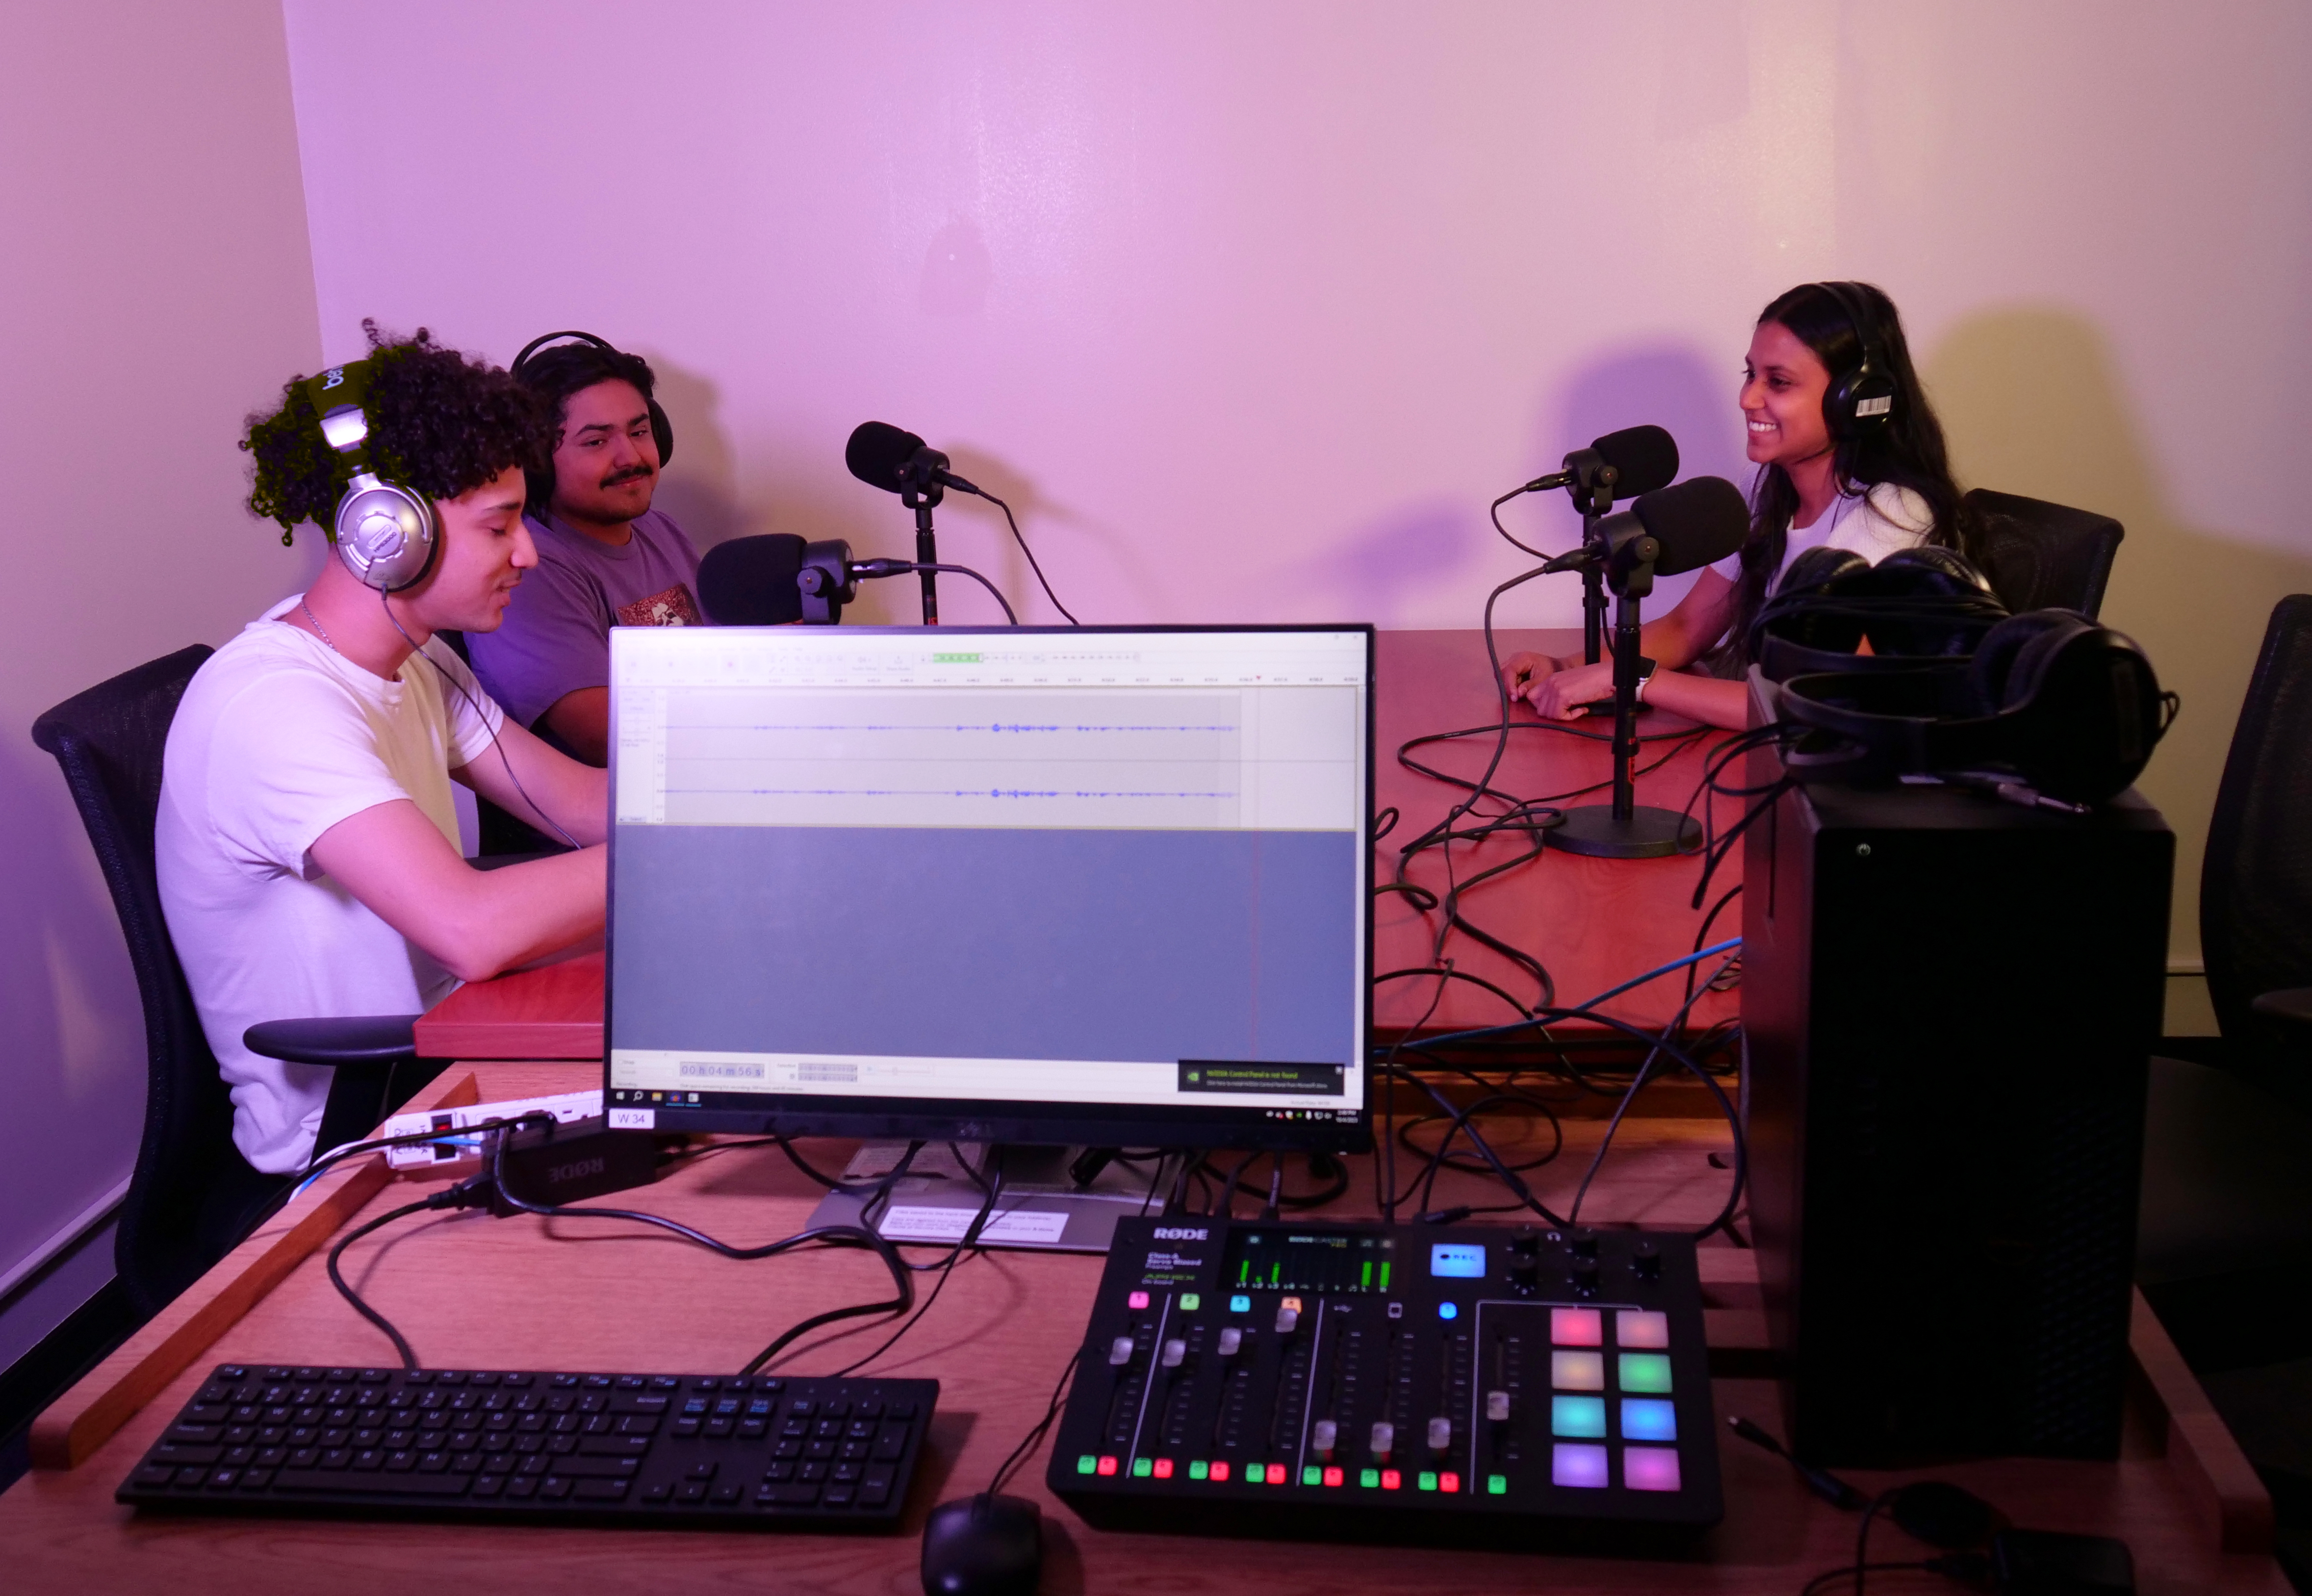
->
(375, 1089, 603, 1170)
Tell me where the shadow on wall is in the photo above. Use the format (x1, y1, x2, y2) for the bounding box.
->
(1924, 308, 2312, 961)
(645, 357, 746, 553)
(1552, 345, 1747, 493)
(936, 447, 1147, 628)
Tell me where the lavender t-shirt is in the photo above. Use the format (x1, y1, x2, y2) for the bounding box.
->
(466, 509, 705, 728)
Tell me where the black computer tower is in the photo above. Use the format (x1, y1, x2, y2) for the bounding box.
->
(1742, 702, 2172, 1464)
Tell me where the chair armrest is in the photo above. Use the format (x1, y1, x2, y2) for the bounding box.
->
(244, 1014, 420, 1067)
(2249, 988, 2312, 1041)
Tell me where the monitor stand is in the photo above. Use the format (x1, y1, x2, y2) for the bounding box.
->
(805, 1141, 1182, 1254)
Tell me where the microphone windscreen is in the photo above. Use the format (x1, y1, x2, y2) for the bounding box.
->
(1593, 425, 1679, 499)
(846, 421, 925, 492)
(697, 534, 806, 625)
(1632, 475, 1750, 576)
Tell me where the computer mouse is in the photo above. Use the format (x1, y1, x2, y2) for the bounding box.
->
(921, 1492, 1043, 1596)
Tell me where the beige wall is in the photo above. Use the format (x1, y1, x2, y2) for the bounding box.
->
(0, 2, 323, 1283)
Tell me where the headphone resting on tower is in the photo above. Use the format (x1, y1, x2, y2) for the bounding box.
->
(307, 360, 440, 593)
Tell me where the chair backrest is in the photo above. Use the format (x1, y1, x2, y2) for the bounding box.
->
(2202, 594, 2312, 1110)
(1962, 488, 2125, 618)
(30, 645, 285, 1316)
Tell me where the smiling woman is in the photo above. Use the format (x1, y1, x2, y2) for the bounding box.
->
(1501, 281, 1971, 731)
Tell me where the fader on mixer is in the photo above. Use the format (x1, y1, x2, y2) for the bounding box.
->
(1049, 1217, 1721, 1549)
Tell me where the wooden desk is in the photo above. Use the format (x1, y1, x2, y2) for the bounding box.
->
(4, 1063, 2281, 1593)
(416, 629, 1741, 1060)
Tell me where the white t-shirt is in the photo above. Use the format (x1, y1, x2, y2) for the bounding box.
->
(157, 596, 503, 1173)
(1708, 481, 1934, 586)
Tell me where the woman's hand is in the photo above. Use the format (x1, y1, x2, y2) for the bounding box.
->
(1500, 651, 1558, 705)
(1527, 661, 1614, 719)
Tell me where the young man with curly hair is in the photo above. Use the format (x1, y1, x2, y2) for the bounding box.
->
(464, 337, 702, 767)
(158, 325, 610, 1174)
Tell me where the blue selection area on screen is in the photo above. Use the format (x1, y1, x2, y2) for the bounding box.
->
(611, 825, 1356, 1067)
(1429, 1243, 1486, 1279)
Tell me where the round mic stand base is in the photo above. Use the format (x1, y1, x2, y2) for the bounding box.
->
(1543, 803, 1702, 859)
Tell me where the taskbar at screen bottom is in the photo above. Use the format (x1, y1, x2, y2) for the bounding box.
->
(602, 1087, 1369, 1153)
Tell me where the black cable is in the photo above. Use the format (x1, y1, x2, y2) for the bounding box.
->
(1489, 486, 1551, 561)
(829, 1156, 1004, 1375)
(880, 561, 1019, 624)
(987, 1348, 1081, 1497)
(968, 488, 1078, 625)
(1566, 947, 1743, 1226)
(325, 1194, 449, 1371)
(1798, 1564, 1936, 1596)
(380, 588, 581, 850)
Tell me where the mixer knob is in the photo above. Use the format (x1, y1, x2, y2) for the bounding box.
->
(1107, 1337, 1135, 1367)
(1571, 1259, 1601, 1295)
(1274, 1306, 1299, 1336)
(1508, 1228, 1540, 1257)
(1217, 1328, 1243, 1358)
(1368, 1421, 1394, 1461)
(1160, 1338, 1186, 1369)
(1569, 1227, 1600, 1261)
(1508, 1258, 1539, 1292)
(1310, 1419, 1337, 1461)
(1485, 1390, 1512, 1424)
(1632, 1241, 1662, 1280)
(1426, 1416, 1453, 1455)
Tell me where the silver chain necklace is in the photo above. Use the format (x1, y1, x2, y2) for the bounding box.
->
(299, 597, 339, 655)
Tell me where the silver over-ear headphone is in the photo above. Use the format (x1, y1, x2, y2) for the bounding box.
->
(307, 361, 440, 592)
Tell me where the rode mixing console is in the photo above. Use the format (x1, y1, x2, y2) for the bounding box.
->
(1049, 1217, 1721, 1549)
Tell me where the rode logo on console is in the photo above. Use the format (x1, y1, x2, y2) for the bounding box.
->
(1152, 1227, 1208, 1241)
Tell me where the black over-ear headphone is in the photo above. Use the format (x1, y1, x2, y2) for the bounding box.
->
(510, 330, 674, 467)
(306, 359, 441, 592)
(1750, 544, 2009, 682)
(1815, 281, 1899, 441)
(1774, 608, 2175, 804)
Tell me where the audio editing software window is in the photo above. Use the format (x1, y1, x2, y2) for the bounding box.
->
(605, 628, 1368, 1121)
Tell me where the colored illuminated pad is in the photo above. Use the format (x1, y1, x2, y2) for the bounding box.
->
(1229, 1294, 1251, 1312)
(1550, 1307, 1603, 1346)
(1210, 1461, 1231, 1481)
(1303, 1465, 1323, 1486)
(1439, 1472, 1461, 1494)
(1189, 1460, 1209, 1480)
(1153, 1458, 1174, 1479)
(1438, 1302, 1459, 1321)
(1132, 1457, 1152, 1477)
(1618, 1353, 1673, 1394)
(1097, 1456, 1119, 1476)
(1617, 1309, 1671, 1349)
(1416, 1471, 1438, 1492)
(1621, 1398, 1677, 1442)
(1127, 1291, 1150, 1310)
(1381, 1469, 1402, 1490)
(1487, 1473, 1508, 1495)
(1180, 1293, 1201, 1311)
(1551, 1395, 1607, 1438)
(1322, 1466, 1345, 1487)
(1552, 1443, 1609, 1489)
(1361, 1468, 1381, 1488)
(1551, 1351, 1606, 1391)
(1077, 1455, 1097, 1474)
(1623, 1446, 1682, 1493)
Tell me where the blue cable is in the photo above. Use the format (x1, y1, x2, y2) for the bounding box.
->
(1406, 936, 1741, 1051)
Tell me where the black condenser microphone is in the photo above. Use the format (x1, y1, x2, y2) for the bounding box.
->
(696, 533, 807, 624)
(1541, 476, 1749, 576)
(1522, 425, 1679, 499)
(845, 421, 982, 497)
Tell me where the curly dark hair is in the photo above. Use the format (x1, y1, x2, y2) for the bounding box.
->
(510, 339, 660, 516)
(242, 320, 551, 544)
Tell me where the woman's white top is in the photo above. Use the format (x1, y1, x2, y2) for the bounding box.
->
(1706, 481, 1933, 586)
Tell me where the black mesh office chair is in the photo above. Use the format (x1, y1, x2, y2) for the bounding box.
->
(1962, 488, 2124, 618)
(2200, 594, 2312, 1103)
(32, 647, 431, 1317)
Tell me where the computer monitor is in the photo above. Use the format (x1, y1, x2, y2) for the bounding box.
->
(602, 624, 1373, 1154)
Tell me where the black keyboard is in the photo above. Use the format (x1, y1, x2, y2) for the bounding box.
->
(118, 1364, 937, 1530)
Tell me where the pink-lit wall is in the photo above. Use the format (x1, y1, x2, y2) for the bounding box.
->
(279, 0, 2312, 965)
(0, 3, 323, 1291)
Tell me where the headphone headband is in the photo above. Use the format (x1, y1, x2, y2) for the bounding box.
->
(304, 355, 440, 592)
(509, 328, 675, 488)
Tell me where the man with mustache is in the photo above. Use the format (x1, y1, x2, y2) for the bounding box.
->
(465, 336, 704, 768)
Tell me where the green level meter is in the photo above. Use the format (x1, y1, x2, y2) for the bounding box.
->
(931, 652, 982, 663)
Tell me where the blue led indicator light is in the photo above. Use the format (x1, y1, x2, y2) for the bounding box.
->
(1438, 1301, 1458, 1321)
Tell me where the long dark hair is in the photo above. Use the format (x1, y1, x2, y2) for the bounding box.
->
(1714, 281, 1971, 670)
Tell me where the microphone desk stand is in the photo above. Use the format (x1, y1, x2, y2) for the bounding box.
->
(1545, 528, 1705, 860)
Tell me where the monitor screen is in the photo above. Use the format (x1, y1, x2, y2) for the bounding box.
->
(602, 624, 1373, 1151)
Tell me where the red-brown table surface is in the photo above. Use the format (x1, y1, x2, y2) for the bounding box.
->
(415, 629, 1742, 1060)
